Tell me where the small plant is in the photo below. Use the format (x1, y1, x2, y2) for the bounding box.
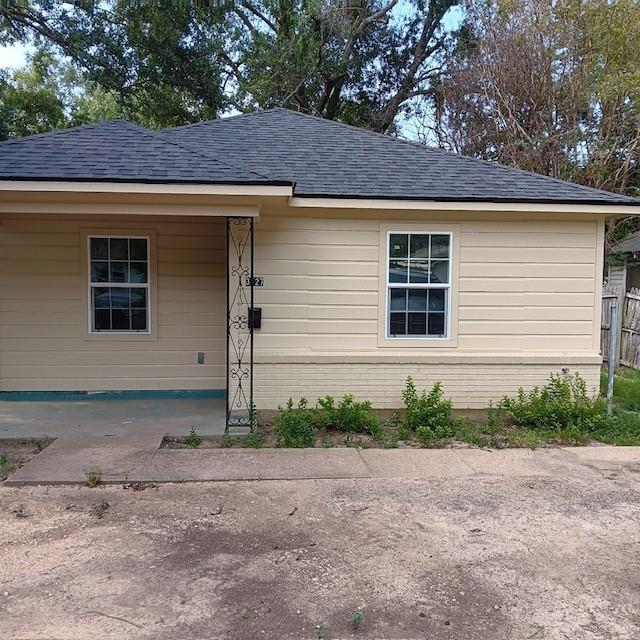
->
(242, 429, 265, 448)
(221, 434, 233, 448)
(0, 454, 10, 479)
(274, 398, 316, 448)
(499, 373, 605, 431)
(402, 377, 459, 444)
(314, 617, 325, 639)
(85, 470, 102, 487)
(92, 498, 110, 519)
(185, 426, 202, 448)
(316, 394, 380, 435)
(349, 610, 364, 630)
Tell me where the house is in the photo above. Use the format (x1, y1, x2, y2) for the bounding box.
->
(0, 108, 637, 429)
(606, 230, 640, 294)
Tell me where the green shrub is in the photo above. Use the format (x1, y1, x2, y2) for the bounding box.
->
(499, 373, 605, 431)
(402, 377, 459, 443)
(316, 394, 380, 435)
(274, 398, 316, 448)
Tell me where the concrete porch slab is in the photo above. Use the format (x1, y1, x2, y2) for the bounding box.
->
(0, 397, 226, 440)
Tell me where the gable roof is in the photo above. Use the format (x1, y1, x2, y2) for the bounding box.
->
(0, 108, 637, 206)
(162, 108, 638, 205)
(0, 119, 283, 185)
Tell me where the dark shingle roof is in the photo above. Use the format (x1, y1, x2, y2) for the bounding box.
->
(612, 231, 640, 253)
(0, 109, 637, 205)
(163, 108, 637, 205)
(0, 119, 283, 185)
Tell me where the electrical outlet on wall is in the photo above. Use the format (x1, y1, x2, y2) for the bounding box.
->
(197, 352, 205, 365)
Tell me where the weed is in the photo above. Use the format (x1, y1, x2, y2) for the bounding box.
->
(349, 610, 364, 630)
(85, 470, 102, 488)
(274, 398, 316, 448)
(92, 498, 110, 519)
(185, 426, 202, 448)
(316, 394, 380, 434)
(499, 373, 605, 431)
(313, 617, 325, 639)
(221, 434, 233, 448)
(402, 377, 460, 444)
(242, 429, 265, 448)
(0, 454, 10, 479)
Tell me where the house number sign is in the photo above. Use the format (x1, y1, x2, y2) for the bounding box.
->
(245, 276, 264, 287)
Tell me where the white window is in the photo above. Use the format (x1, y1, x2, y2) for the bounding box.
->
(386, 231, 451, 338)
(88, 236, 150, 333)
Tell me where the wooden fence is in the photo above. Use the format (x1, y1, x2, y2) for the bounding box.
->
(602, 287, 640, 368)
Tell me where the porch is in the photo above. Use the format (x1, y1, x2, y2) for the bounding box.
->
(0, 396, 227, 440)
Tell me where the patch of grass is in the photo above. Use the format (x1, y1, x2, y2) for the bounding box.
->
(85, 470, 103, 488)
(184, 426, 202, 448)
(601, 367, 640, 413)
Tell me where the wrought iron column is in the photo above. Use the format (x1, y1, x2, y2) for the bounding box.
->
(226, 217, 255, 434)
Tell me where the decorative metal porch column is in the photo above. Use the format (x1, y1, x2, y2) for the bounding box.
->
(226, 217, 255, 434)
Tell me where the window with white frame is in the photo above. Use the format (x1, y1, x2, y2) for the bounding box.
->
(386, 232, 451, 338)
(88, 236, 150, 333)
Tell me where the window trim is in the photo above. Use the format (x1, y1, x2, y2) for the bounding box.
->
(86, 233, 152, 336)
(377, 223, 459, 349)
(385, 231, 452, 340)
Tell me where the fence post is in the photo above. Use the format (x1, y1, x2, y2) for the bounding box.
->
(607, 300, 619, 416)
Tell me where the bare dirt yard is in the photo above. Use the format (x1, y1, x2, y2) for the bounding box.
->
(1, 469, 639, 640)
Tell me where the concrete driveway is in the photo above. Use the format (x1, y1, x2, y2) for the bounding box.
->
(1, 448, 639, 639)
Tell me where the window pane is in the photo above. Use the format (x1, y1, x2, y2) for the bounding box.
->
(408, 289, 428, 311)
(93, 287, 110, 309)
(410, 234, 430, 259)
(91, 261, 108, 283)
(110, 288, 130, 309)
(428, 313, 446, 336)
(389, 260, 408, 283)
(130, 288, 147, 308)
(389, 313, 406, 335)
(111, 309, 130, 331)
(431, 235, 450, 258)
(129, 238, 147, 261)
(390, 288, 407, 311)
(131, 309, 147, 331)
(389, 234, 408, 258)
(408, 312, 427, 335)
(408, 260, 430, 283)
(129, 262, 148, 283)
(429, 289, 445, 312)
(110, 261, 128, 283)
(110, 238, 128, 260)
(430, 260, 449, 284)
(94, 309, 111, 331)
(90, 237, 108, 260)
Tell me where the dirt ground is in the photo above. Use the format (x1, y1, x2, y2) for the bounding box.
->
(1, 470, 639, 640)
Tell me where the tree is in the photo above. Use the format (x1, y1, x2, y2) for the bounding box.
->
(0, 50, 122, 140)
(431, 0, 640, 195)
(0, 0, 459, 132)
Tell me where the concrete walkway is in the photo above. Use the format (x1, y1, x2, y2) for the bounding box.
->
(5, 429, 640, 484)
(0, 397, 226, 440)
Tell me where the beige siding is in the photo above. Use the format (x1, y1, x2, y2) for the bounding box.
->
(0, 214, 225, 391)
(0, 207, 605, 409)
(253, 214, 601, 354)
(251, 212, 603, 407)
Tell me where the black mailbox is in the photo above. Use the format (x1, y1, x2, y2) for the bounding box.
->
(249, 307, 262, 330)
